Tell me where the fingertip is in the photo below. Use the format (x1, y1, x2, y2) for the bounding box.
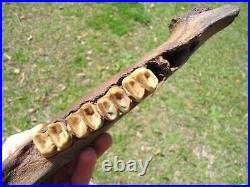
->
(92, 133, 112, 158)
(71, 147, 97, 184)
(78, 147, 97, 165)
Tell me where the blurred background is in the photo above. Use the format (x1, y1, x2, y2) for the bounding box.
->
(2, 2, 247, 184)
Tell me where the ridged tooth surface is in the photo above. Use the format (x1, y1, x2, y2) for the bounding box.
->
(131, 67, 158, 92)
(122, 76, 145, 102)
(107, 86, 131, 113)
(66, 113, 89, 138)
(33, 132, 57, 157)
(79, 102, 103, 130)
(96, 96, 118, 120)
(47, 122, 72, 151)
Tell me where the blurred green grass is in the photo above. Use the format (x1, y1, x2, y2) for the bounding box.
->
(2, 2, 248, 184)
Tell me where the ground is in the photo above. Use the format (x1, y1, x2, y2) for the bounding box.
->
(2, 2, 248, 184)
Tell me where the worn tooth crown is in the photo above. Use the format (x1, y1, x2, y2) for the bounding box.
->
(96, 96, 118, 120)
(47, 122, 72, 151)
(32, 68, 158, 157)
(66, 113, 89, 138)
(33, 132, 57, 157)
(131, 68, 158, 92)
(107, 86, 131, 113)
(79, 102, 103, 130)
(122, 76, 145, 102)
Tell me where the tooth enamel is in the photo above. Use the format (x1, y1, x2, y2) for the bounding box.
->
(131, 67, 158, 92)
(79, 103, 103, 130)
(122, 76, 145, 102)
(96, 96, 118, 120)
(33, 132, 57, 157)
(66, 113, 89, 138)
(107, 86, 131, 113)
(47, 122, 72, 151)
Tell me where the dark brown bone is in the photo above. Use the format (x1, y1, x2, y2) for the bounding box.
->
(2, 4, 240, 184)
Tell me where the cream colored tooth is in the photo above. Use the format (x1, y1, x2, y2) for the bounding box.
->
(79, 103, 103, 130)
(33, 132, 57, 157)
(131, 67, 158, 92)
(96, 96, 118, 120)
(66, 113, 89, 138)
(47, 122, 72, 151)
(122, 76, 145, 102)
(107, 86, 131, 113)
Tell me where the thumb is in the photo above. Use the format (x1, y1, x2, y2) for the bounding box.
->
(2, 124, 46, 162)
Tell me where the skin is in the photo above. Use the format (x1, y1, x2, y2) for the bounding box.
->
(2, 125, 112, 184)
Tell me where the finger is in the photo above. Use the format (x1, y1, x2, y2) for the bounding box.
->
(71, 147, 97, 184)
(29, 123, 46, 134)
(91, 133, 112, 158)
(64, 159, 78, 174)
(2, 124, 46, 159)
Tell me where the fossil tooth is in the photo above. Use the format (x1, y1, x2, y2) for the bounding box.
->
(33, 132, 57, 157)
(131, 67, 158, 92)
(66, 113, 89, 138)
(107, 86, 131, 113)
(96, 96, 118, 120)
(79, 102, 103, 130)
(122, 76, 145, 102)
(47, 122, 72, 151)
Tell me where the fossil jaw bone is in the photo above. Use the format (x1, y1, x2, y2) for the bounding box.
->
(107, 86, 131, 113)
(96, 96, 118, 120)
(32, 132, 57, 157)
(122, 76, 145, 102)
(66, 113, 89, 138)
(131, 67, 158, 92)
(47, 122, 72, 151)
(79, 102, 103, 130)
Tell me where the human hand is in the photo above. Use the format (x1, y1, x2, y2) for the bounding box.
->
(2, 125, 112, 184)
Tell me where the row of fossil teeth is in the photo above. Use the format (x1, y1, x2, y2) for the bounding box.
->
(32, 67, 158, 158)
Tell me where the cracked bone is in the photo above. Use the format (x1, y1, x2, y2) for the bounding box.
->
(66, 113, 89, 138)
(131, 67, 158, 92)
(96, 96, 118, 120)
(107, 86, 131, 113)
(79, 102, 103, 130)
(47, 122, 72, 151)
(122, 76, 145, 102)
(33, 132, 57, 157)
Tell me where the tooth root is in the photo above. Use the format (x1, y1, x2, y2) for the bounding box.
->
(33, 132, 57, 157)
(66, 113, 89, 138)
(131, 67, 158, 92)
(122, 76, 145, 102)
(96, 96, 118, 120)
(107, 86, 131, 113)
(79, 103, 103, 130)
(47, 122, 72, 151)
